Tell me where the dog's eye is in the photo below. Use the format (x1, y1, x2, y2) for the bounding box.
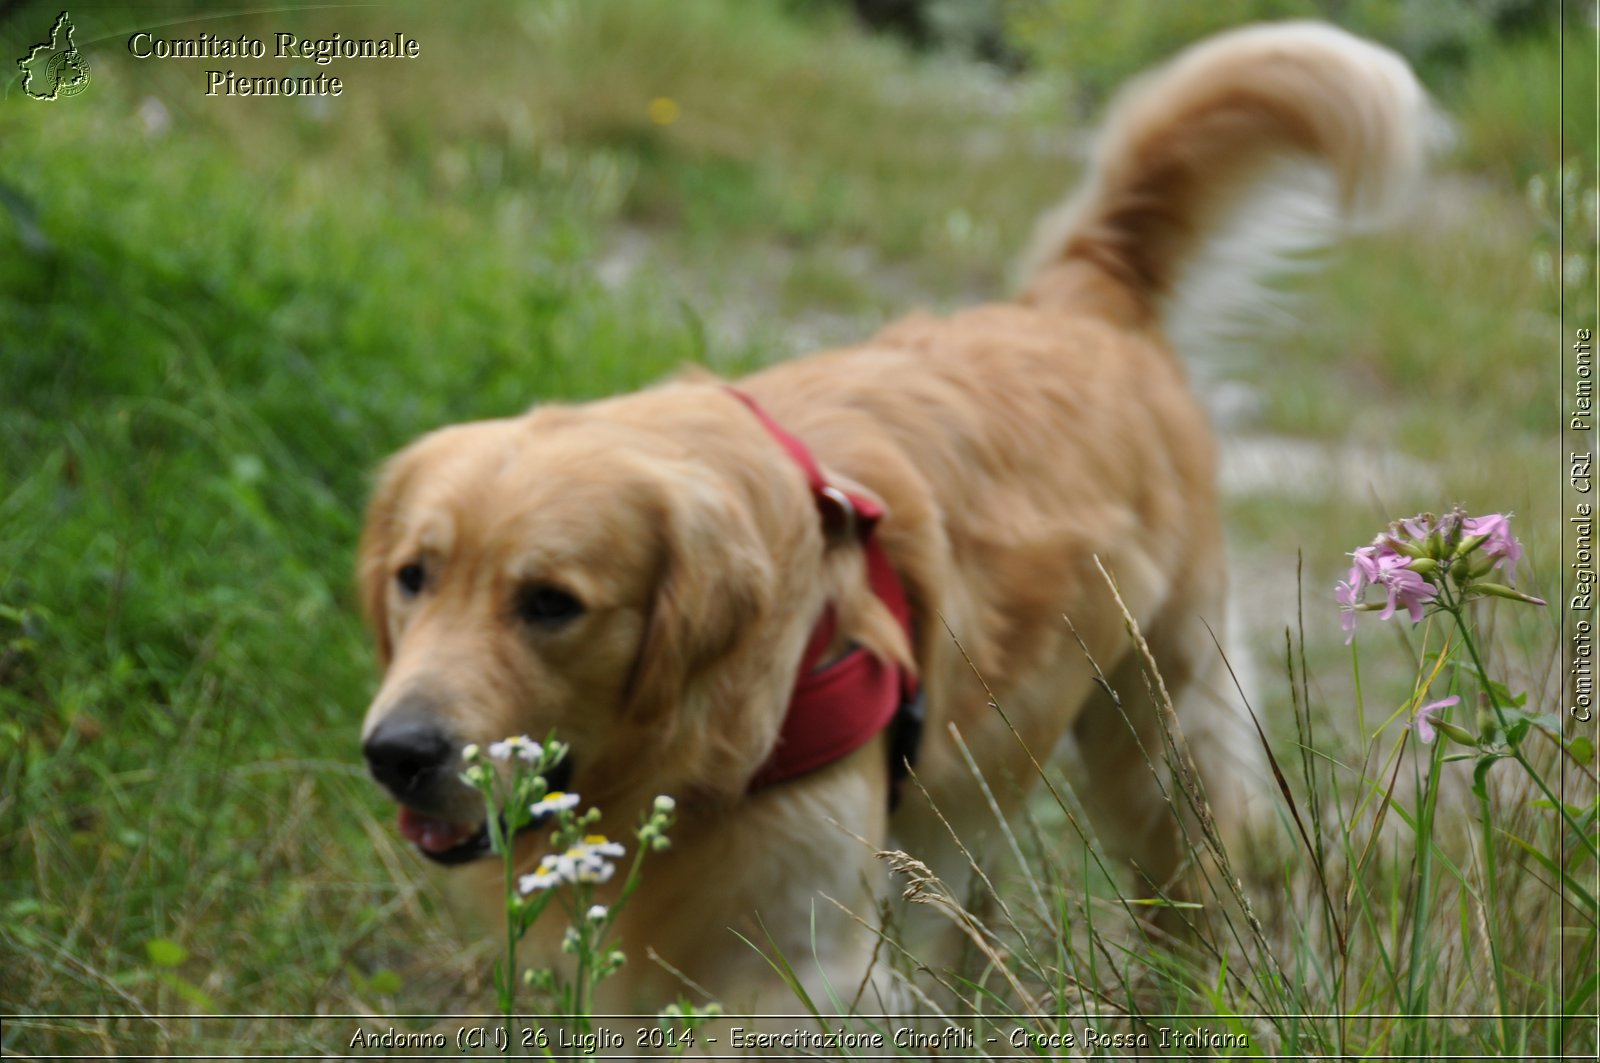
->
(396, 561, 426, 597)
(516, 583, 584, 627)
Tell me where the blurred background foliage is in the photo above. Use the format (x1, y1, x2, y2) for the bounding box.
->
(0, 0, 1585, 1054)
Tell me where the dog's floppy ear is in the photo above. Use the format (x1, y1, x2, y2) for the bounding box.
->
(625, 468, 776, 727)
(356, 452, 418, 667)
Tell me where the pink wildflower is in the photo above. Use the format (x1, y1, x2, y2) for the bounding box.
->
(1411, 695, 1460, 745)
(1400, 514, 1434, 540)
(1372, 553, 1437, 623)
(1336, 547, 1436, 642)
(1462, 512, 1523, 576)
(1350, 541, 1390, 583)
(1337, 508, 1541, 640)
(1335, 568, 1363, 644)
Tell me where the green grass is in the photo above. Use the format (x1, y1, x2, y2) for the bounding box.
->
(1, 0, 1588, 1057)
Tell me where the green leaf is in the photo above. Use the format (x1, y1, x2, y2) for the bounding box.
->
(1530, 798, 1592, 821)
(158, 972, 218, 1012)
(1483, 677, 1529, 709)
(145, 938, 188, 968)
(1472, 755, 1500, 799)
(1494, 707, 1560, 749)
(1502, 831, 1599, 916)
(366, 969, 402, 995)
(1564, 965, 1599, 1017)
(1569, 735, 1596, 763)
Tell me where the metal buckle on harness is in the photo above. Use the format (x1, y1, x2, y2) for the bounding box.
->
(818, 484, 858, 544)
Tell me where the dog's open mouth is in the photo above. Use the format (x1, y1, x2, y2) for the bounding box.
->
(396, 758, 574, 866)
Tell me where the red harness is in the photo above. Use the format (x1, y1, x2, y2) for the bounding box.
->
(725, 389, 922, 797)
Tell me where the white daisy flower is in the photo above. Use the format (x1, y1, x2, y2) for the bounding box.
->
(517, 834, 626, 894)
(551, 835, 624, 884)
(530, 791, 582, 817)
(487, 735, 543, 763)
(518, 855, 566, 894)
(576, 834, 625, 859)
(586, 904, 608, 922)
(574, 860, 616, 885)
(652, 795, 676, 815)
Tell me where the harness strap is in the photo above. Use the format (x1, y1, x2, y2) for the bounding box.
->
(725, 388, 922, 800)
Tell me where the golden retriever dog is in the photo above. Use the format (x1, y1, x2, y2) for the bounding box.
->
(358, 22, 1429, 1015)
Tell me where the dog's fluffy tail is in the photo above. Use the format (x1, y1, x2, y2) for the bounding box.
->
(1019, 22, 1440, 351)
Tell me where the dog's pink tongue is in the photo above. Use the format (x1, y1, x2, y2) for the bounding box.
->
(397, 807, 478, 854)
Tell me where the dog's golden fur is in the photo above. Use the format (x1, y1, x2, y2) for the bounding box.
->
(358, 22, 1430, 1013)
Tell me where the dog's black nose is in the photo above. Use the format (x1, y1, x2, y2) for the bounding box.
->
(363, 712, 453, 797)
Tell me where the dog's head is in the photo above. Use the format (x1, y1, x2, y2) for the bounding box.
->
(356, 384, 833, 864)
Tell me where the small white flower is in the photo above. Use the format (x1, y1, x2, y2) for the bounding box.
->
(576, 834, 625, 859)
(530, 791, 581, 817)
(652, 795, 676, 815)
(517, 835, 625, 893)
(461, 743, 481, 761)
(557, 835, 624, 884)
(518, 857, 564, 894)
(575, 860, 616, 884)
(586, 904, 608, 922)
(487, 735, 543, 763)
